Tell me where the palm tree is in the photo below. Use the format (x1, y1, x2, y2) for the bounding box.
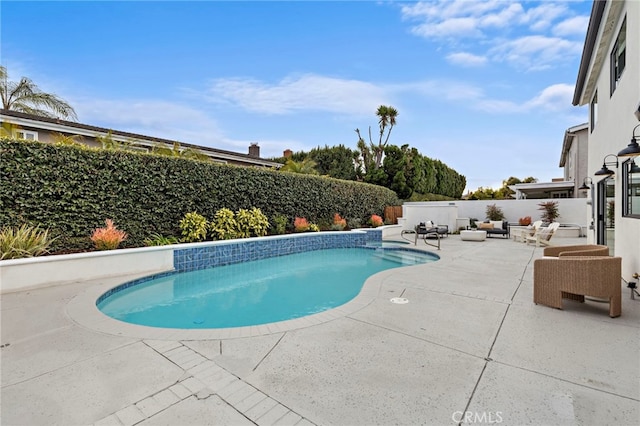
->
(280, 158, 319, 175)
(355, 105, 398, 170)
(374, 105, 398, 168)
(0, 66, 77, 120)
(151, 141, 210, 162)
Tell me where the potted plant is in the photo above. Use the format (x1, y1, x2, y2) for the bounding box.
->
(485, 204, 505, 221)
(518, 216, 532, 226)
(538, 201, 559, 223)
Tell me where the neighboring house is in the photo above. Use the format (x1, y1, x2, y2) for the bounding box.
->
(559, 123, 590, 198)
(509, 180, 576, 200)
(572, 0, 639, 279)
(0, 109, 282, 169)
(509, 123, 589, 200)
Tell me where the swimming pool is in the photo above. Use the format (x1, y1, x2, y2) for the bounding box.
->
(97, 247, 438, 329)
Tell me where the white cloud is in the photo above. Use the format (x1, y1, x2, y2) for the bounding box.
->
(205, 74, 389, 116)
(410, 17, 482, 39)
(523, 83, 575, 111)
(473, 83, 575, 114)
(479, 3, 524, 28)
(553, 16, 590, 37)
(401, 1, 585, 70)
(446, 52, 488, 67)
(72, 98, 253, 151)
(520, 3, 568, 31)
(490, 35, 583, 70)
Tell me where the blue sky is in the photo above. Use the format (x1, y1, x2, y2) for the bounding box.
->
(1, 0, 592, 193)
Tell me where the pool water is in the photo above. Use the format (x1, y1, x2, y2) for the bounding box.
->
(97, 247, 437, 329)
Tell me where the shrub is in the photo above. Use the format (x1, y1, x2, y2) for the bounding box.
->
(91, 219, 127, 250)
(235, 207, 270, 238)
(209, 208, 237, 240)
(294, 217, 310, 232)
(0, 139, 400, 251)
(331, 213, 347, 231)
(271, 215, 288, 235)
(538, 201, 559, 223)
(180, 212, 208, 242)
(486, 204, 505, 221)
(144, 233, 179, 246)
(368, 214, 384, 227)
(518, 216, 532, 226)
(0, 224, 55, 259)
(347, 217, 362, 229)
(309, 224, 320, 232)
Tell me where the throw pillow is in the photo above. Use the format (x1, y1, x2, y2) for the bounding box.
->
(490, 220, 503, 229)
(478, 222, 494, 229)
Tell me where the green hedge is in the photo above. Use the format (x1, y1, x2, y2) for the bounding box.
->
(0, 139, 400, 250)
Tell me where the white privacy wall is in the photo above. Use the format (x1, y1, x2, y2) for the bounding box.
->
(398, 199, 589, 231)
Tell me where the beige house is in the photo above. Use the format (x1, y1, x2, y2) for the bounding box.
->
(509, 123, 589, 200)
(0, 109, 282, 169)
(572, 0, 640, 279)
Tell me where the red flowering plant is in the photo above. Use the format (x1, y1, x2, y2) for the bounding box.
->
(294, 217, 310, 232)
(368, 214, 384, 228)
(90, 219, 128, 250)
(331, 213, 347, 231)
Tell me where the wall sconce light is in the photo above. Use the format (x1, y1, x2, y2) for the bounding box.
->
(630, 160, 640, 174)
(578, 177, 593, 191)
(618, 123, 640, 157)
(594, 154, 618, 176)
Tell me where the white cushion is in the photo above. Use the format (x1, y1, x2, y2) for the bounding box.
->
(424, 220, 434, 228)
(489, 220, 503, 229)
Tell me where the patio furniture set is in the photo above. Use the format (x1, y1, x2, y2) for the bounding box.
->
(404, 219, 623, 318)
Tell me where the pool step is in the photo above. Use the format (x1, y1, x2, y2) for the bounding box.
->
(372, 249, 431, 265)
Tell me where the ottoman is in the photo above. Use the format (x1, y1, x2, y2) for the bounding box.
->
(460, 230, 487, 241)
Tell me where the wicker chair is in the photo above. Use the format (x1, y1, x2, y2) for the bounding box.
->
(543, 244, 610, 257)
(533, 256, 622, 317)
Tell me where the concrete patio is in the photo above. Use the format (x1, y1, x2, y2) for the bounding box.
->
(1, 236, 639, 425)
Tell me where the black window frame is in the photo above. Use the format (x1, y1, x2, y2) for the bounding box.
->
(610, 16, 626, 96)
(622, 159, 640, 219)
(590, 91, 598, 132)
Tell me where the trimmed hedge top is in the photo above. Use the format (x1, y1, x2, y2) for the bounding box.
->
(0, 139, 400, 250)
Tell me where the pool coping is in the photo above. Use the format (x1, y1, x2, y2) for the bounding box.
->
(66, 264, 400, 340)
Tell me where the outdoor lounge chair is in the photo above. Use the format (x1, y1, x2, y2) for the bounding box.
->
(402, 221, 447, 250)
(526, 222, 559, 247)
(416, 221, 448, 239)
(514, 220, 543, 242)
(533, 256, 622, 317)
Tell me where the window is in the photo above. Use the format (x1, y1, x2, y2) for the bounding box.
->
(610, 17, 626, 95)
(622, 159, 640, 218)
(590, 91, 598, 132)
(14, 130, 38, 141)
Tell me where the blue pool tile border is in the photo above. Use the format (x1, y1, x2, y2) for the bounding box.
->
(173, 231, 374, 272)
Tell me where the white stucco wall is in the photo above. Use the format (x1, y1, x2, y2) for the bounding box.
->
(398, 199, 589, 234)
(582, 0, 640, 280)
(0, 246, 175, 293)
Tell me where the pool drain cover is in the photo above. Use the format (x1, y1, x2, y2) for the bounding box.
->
(390, 297, 409, 304)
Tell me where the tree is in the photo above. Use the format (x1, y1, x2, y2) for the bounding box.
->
(355, 104, 398, 169)
(468, 176, 538, 200)
(0, 66, 77, 120)
(280, 158, 319, 175)
(307, 145, 358, 180)
(152, 141, 209, 161)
